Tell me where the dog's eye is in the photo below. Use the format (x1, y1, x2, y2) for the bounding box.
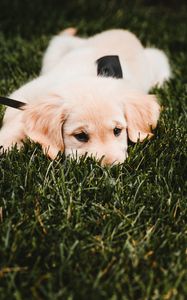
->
(113, 127, 122, 137)
(74, 132, 89, 142)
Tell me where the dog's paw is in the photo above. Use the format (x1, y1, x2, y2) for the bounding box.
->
(59, 27, 77, 36)
(0, 140, 23, 155)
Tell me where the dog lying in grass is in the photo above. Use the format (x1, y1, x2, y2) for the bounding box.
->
(0, 28, 171, 165)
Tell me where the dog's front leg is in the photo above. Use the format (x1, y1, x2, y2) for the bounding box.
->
(0, 75, 48, 153)
(0, 109, 25, 152)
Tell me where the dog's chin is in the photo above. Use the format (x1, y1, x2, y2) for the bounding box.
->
(65, 148, 128, 166)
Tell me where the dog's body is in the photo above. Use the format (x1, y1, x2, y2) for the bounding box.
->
(0, 29, 171, 164)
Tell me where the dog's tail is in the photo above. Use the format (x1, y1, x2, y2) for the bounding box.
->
(144, 48, 171, 87)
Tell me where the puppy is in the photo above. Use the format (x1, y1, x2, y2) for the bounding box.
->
(0, 28, 171, 165)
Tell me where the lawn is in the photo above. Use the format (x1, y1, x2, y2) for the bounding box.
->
(0, 0, 187, 299)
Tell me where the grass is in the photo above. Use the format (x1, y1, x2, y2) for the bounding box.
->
(0, 0, 187, 299)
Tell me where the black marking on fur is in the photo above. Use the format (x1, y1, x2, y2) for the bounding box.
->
(0, 96, 26, 110)
(96, 55, 123, 79)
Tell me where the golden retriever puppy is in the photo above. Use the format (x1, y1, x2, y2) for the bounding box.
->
(0, 29, 171, 165)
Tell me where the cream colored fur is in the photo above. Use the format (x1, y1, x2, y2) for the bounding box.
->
(0, 28, 171, 165)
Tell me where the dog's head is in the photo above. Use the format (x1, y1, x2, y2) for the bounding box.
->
(22, 78, 160, 165)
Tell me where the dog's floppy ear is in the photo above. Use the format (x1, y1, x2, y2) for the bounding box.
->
(22, 99, 67, 159)
(124, 94, 160, 142)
